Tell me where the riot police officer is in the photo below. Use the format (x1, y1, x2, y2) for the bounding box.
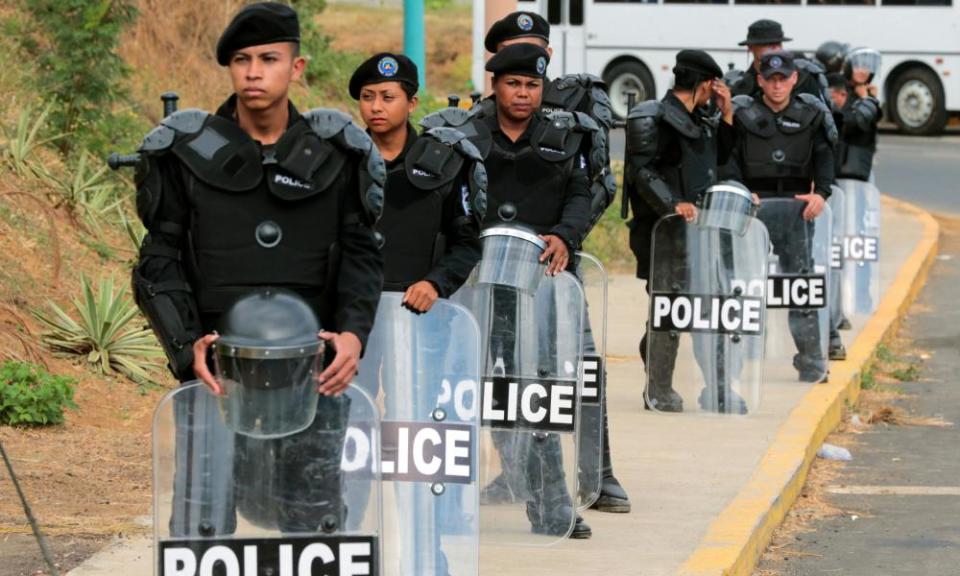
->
(349, 52, 484, 311)
(623, 50, 739, 412)
(478, 10, 629, 514)
(474, 43, 594, 538)
(726, 50, 837, 382)
(729, 19, 831, 106)
(130, 2, 384, 534)
(836, 52, 881, 182)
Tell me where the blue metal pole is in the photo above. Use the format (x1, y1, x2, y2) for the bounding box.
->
(404, 0, 427, 88)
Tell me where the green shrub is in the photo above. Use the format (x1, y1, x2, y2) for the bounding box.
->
(11, 0, 138, 155)
(32, 274, 164, 385)
(0, 360, 77, 426)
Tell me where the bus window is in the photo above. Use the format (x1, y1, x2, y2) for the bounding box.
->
(735, 0, 800, 4)
(883, 0, 951, 4)
(548, 0, 562, 23)
(665, 0, 730, 3)
(571, 0, 585, 24)
(593, 0, 658, 4)
(809, 0, 876, 4)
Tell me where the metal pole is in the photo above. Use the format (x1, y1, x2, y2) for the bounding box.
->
(0, 440, 60, 576)
(404, 0, 427, 88)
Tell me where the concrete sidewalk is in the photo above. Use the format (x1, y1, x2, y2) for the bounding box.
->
(69, 196, 935, 576)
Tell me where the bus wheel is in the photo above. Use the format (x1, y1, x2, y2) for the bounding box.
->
(604, 60, 654, 120)
(889, 66, 947, 136)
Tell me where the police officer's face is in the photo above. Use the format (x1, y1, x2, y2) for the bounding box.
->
(358, 82, 417, 135)
(830, 86, 848, 110)
(228, 42, 305, 110)
(757, 71, 798, 106)
(493, 74, 543, 121)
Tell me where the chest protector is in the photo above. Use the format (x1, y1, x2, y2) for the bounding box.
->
(661, 100, 720, 202)
(153, 109, 378, 318)
(734, 96, 821, 182)
(482, 112, 584, 235)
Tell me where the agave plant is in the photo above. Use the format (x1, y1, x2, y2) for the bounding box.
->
(39, 151, 123, 232)
(0, 102, 64, 177)
(32, 274, 164, 385)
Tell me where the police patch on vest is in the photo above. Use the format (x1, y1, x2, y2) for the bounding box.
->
(766, 275, 827, 309)
(481, 377, 576, 432)
(842, 236, 879, 262)
(650, 293, 763, 336)
(579, 354, 602, 406)
(380, 421, 475, 485)
(159, 535, 377, 576)
(274, 172, 313, 191)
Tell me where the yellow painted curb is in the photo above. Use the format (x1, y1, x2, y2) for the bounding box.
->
(677, 196, 940, 576)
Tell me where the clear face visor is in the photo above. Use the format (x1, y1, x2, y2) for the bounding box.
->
(697, 185, 758, 235)
(213, 341, 324, 438)
(846, 49, 881, 80)
(478, 227, 547, 293)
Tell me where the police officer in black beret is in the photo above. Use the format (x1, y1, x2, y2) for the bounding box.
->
(474, 43, 595, 539)
(729, 19, 831, 107)
(624, 49, 743, 411)
(726, 50, 837, 382)
(470, 11, 629, 516)
(349, 51, 484, 325)
(130, 2, 384, 535)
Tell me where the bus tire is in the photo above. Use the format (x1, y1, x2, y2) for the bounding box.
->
(604, 60, 655, 120)
(889, 66, 947, 136)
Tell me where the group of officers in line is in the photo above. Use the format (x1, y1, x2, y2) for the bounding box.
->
(127, 0, 880, 549)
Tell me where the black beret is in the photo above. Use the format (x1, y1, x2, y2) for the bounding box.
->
(739, 19, 792, 47)
(486, 44, 550, 79)
(349, 53, 419, 100)
(673, 50, 723, 80)
(216, 2, 300, 66)
(759, 50, 797, 79)
(484, 11, 550, 53)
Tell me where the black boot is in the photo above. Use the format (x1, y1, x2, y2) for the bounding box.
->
(590, 403, 631, 513)
(524, 434, 592, 539)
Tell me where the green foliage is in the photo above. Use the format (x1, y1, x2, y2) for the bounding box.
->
(891, 363, 921, 382)
(425, 0, 454, 10)
(12, 0, 138, 155)
(583, 161, 634, 272)
(32, 274, 163, 385)
(288, 0, 366, 104)
(38, 151, 123, 232)
(0, 360, 77, 426)
(860, 366, 877, 390)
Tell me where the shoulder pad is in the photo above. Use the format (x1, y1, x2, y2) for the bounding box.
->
(161, 109, 210, 135)
(796, 93, 839, 145)
(572, 110, 600, 132)
(468, 97, 496, 120)
(531, 111, 586, 162)
(425, 127, 484, 162)
(661, 99, 701, 139)
(304, 108, 384, 223)
(627, 99, 662, 120)
(169, 114, 262, 193)
(795, 58, 826, 75)
(302, 108, 354, 140)
(419, 107, 473, 130)
(139, 108, 211, 154)
(732, 94, 754, 113)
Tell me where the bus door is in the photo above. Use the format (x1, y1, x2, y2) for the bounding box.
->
(544, 0, 586, 77)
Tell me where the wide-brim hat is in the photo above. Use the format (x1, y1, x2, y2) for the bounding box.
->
(738, 19, 792, 46)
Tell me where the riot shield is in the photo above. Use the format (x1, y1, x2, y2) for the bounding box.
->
(839, 178, 881, 318)
(575, 252, 606, 510)
(828, 186, 847, 334)
(153, 382, 381, 576)
(455, 270, 584, 546)
(757, 198, 833, 385)
(353, 293, 481, 576)
(645, 210, 769, 415)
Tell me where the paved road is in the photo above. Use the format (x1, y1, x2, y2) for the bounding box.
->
(754, 217, 960, 576)
(751, 130, 960, 575)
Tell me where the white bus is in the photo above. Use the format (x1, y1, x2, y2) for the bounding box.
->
(471, 0, 960, 134)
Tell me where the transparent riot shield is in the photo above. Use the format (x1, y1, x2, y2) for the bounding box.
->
(153, 382, 380, 576)
(828, 186, 847, 335)
(455, 271, 584, 546)
(839, 178, 881, 318)
(757, 198, 833, 385)
(353, 293, 481, 576)
(575, 252, 606, 510)
(646, 210, 769, 415)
